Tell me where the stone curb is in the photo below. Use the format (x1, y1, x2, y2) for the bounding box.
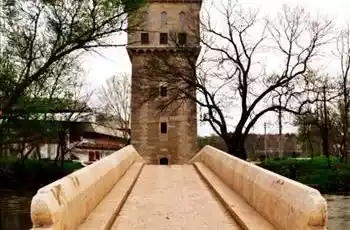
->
(193, 162, 276, 230)
(103, 162, 145, 230)
(77, 162, 145, 230)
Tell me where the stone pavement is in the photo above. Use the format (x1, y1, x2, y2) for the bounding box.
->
(111, 164, 241, 230)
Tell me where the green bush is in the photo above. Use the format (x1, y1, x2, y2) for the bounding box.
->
(0, 158, 83, 191)
(259, 156, 350, 193)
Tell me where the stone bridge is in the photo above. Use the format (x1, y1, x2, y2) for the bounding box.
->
(30, 145, 327, 230)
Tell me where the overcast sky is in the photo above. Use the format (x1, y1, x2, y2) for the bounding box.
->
(81, 0, 350, 136)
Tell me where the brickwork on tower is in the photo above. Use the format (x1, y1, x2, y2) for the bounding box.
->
(127, 0, 202, 164)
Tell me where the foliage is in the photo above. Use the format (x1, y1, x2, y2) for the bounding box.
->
(260, 157, 350, 193)
(0, 0, 145, 115)
(0, 0, 145, 163)
(0, 158, 83, 191)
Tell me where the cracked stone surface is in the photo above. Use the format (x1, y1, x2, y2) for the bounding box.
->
(111, 165, 241, 230)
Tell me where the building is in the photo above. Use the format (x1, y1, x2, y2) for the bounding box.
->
(128, 0, 202, 164)
(4, 110, 128, 164)
(70, 122, 128, 163)
(0, 94, 129, 163)
(21, 121, 128, 164)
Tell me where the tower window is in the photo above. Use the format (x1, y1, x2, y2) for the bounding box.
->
(179, 12, 185, 31)
(160, 33, 168, 44)
(160, 122, 168, 134)
(160, 82, 167, 97)
(178, 33, 187, 45)
(141, 33, 149, 44)
(159, 157, 169, 165)
(160, 86, 167, 97)
(161, 12, 168, 27)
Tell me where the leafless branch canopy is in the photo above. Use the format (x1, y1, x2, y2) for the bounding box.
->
(97, 73, 131, 139)
(143, 2, 333, 159)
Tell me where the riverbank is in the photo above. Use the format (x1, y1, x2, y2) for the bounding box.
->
(0, 158, 83, 191)
(259, 156, 350, 194)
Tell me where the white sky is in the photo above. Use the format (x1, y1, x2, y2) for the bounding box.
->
(81, 0, 350, 136)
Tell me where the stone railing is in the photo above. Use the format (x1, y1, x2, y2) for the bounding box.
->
(30, 145, 143, 230)
(190, 145, 328, 230)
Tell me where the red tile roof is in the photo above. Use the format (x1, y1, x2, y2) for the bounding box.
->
(148, 0, 202, 3)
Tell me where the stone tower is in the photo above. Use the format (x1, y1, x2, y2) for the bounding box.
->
(127, 0, 202, 164)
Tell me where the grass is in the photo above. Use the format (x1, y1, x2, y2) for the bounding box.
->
(259, 156, 350, 194)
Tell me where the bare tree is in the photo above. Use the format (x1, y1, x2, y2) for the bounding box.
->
(56, 75, 94, 169)
(335, 26, 350, 162)
(97, 73, 131, 141)
(144, 3, 333, 159)
(271, 82, 295, 158)
(295, 70, 340, 166)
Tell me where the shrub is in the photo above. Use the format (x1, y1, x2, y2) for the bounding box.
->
(259, 156, 350, 193)
(0, 158, 83, 191)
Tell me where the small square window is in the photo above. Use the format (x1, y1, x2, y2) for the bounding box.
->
(141, 33, 149, 44)
(160, 122, 167, 134)
(178, 33, 187, 45)
(160, 85, 167, 97)
(160, 33, 168, 44)
(88, 151, 95, 161)
(95, 151, 100, 160)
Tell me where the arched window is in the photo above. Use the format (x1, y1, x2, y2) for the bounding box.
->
(179, 12, 185, 30)
(161, 11, 167, 27)
(160, 157, 169, 165)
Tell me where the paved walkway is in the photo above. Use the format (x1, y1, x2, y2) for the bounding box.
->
(111, 165, 241, 229)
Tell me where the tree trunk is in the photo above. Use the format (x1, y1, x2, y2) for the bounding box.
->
(55, 143, 60, 163)
(278, 97, 283, 158)
(0, 126, 3, 159)
(321, 131, 330, 167)
(60, 143, 65, 170)
(224, 133, 248, 160)
(58, 130, 66, 170)
(19, 142, 25, 161)
(341, 131, 347, 162)
(342, 73, 349, 163)
(36, 145, 41, 160)
(307, 136, 314, 158)
(341, 108, 348, 163)
(18, 145, 35, 164)
(322, 85, 331, 168)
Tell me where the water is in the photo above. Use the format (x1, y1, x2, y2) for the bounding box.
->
(0, 189, 33, 230)
(325, 195, 350, 230)
(0, 190, 349, 230)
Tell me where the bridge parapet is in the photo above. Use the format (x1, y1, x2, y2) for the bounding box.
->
(30, 145, 143, 230)
(190, 145, 328, 230)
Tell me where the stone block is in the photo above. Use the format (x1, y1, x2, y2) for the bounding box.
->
(30, 145, 143, 230)
(190, 145, 328, 230)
